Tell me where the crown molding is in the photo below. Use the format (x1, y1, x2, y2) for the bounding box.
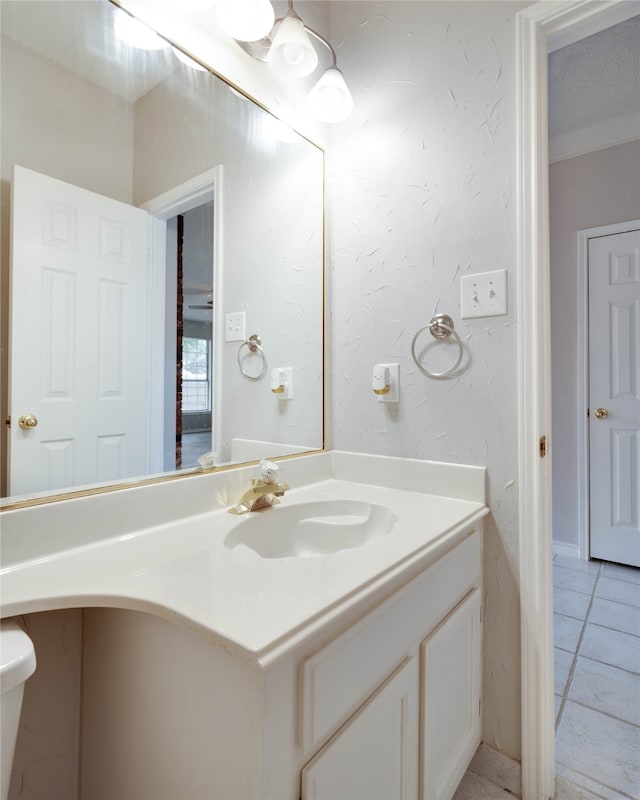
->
(549, 112, 640, 163)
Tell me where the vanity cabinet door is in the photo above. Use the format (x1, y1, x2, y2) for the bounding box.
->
(301, 658, 419, 800)
(420, 589, 482, 800)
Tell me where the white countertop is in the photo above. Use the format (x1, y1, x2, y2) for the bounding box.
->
(0, 452, 488, 666)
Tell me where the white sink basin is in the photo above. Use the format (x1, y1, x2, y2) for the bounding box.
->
(224, 500, 398, 559)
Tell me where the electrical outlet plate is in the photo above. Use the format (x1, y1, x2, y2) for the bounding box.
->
(460, 270, 508, 318)
(375, 363, 399, 403)
(272, 367, 293, 400)
(225, 311, 246, 342)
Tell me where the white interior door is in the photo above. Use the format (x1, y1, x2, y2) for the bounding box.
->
(588, 228, 640, 567)
(9, 165, 152, 496)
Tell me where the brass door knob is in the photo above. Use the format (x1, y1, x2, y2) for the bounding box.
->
(18, 414, 38, 430)
(594, 408, 608, 420)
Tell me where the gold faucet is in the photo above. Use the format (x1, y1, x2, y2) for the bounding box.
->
(229, 478, 290, 514)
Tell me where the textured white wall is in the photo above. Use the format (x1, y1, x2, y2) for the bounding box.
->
(328, 0, 528, 759)
(549, 140, 640, 550)
(133, 73, 324, 462)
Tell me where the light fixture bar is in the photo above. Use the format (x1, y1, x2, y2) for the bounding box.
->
(303, 26, 338, 68)
(227, 0, 354, 123)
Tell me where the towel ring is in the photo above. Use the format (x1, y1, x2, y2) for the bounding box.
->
(237, 334, 267, 381)
(411, 314, 464, 379)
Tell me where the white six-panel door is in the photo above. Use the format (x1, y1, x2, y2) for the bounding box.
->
(588, 228, 640, 567)
(9, 165, 152, 496)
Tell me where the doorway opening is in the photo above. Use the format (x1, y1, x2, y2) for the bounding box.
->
(174, 202, 215, 470)
(142, 166, 223, 474)
(548, 14, 640, 568)
(518, 4, 639, 798)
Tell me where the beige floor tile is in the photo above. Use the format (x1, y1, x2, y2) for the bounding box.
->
(554, 565, 598, 595)
(580, 623, 640, 675)
(555, 587, 592, 621)
(452, 770, 515, 800)
(556, 701, 640, 798)
(569, 656, 640, 726)
(555, 556, 601, 575)
(468, 743, 521, 798)
(555, 613, 584, 653)
(601, 562, 640, 585)
(556, 766, 633, 800)
(595, 576, 640, 609)
(589, 598, 640, 637)
(555, 647, 575, 695)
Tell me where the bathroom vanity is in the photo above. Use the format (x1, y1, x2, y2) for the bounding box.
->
(0, 452, 487, 800)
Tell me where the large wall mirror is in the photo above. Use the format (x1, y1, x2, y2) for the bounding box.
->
(0, 0, 324, 506)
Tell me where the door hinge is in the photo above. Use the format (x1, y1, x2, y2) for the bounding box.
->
(539, 435, 547, 458)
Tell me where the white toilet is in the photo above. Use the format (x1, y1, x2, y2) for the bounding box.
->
(1, 621, 36, 800)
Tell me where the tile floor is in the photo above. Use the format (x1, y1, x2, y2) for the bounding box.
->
(179, 431, 212, 469)
(453, 555, 640, 800)
(553, 555, 640, 800)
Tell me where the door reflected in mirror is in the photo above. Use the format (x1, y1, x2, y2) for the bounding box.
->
(0, 0, 324, 503)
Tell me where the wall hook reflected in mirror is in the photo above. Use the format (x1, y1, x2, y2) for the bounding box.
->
(237, 335, 268, 381)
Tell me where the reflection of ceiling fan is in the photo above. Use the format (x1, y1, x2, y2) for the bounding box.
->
(186, 287, 213, 311)
(188, 299, 213, 310)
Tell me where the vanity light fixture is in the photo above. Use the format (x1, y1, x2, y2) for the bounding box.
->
(216, 0, 275, 44)
(173, 46, 208, 71)
(114, 8, 206, 70)
(153, 0, 217, 11)
(113, 9, 168, 50)
(218, 0, 354, 123)
(269, 6, 318, 78)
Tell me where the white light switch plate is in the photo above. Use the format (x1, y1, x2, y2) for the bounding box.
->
(460, 270, 507, 318)
(225, 311, 246, 342)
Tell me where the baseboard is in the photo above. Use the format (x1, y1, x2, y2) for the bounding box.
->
(469, 743, 521, 798)
(552, 540, 580, 560)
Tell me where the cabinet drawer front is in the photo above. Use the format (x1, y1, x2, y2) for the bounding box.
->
(301, 528, 481, 753)
(301, 657, 419, 800)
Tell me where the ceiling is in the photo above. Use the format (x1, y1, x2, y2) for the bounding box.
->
(548, 15, 640, 149)
(0, 0, 176, 103)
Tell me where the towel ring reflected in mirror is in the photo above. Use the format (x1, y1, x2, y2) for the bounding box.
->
(411, 314, 464, 379)
(237, 334, 268, 381)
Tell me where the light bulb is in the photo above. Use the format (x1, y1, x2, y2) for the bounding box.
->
(216, 0, 275, 42)
(173, 47, 207, 71)
(269, 15, 318, 78)
(114, 10, 168, 51)
(152, 0, 217, 10)
(308, 67, 353, 123)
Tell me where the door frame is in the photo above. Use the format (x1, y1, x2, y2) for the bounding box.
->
(577, 219, 640, 561)
(516, 2, 638, 798)
(141, 166, 224, 472)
